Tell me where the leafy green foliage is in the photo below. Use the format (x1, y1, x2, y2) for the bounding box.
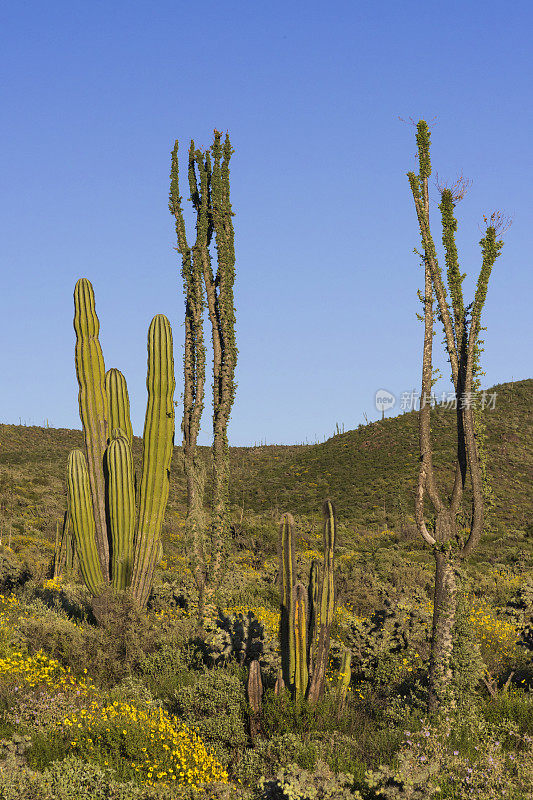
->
(170, 667, 248, 768)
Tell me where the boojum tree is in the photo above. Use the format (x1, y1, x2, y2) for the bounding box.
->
(65, 278, 175, 608)
(169, 130, 237, 623)
(407, 120, 509, 711)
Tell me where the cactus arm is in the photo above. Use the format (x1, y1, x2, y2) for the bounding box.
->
(293, 583, 309, 700)
(130, 314, 175, 607)
(67, 449, 105, 595)
(106, 434, 136, 589)
(307, 500, 336, 704)
(308, 558, 320, 676)
(320, 499, 336, 629)
(279, 512, 296, 688)
(104, 368, 134, 450)
(73, 278, 109, 578)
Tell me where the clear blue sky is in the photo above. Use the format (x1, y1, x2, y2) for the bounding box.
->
(1, 1, 531, 446)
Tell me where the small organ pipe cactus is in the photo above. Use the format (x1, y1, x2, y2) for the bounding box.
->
(293, 583, 309, 701)
(307, 500, 336, 704)
(280, 512, 297, 687)
(308, 558, 320, 676)
(68, 279, 175, 607)
(278, 501, 338, 704)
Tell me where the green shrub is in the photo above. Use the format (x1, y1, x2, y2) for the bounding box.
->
(137, 643, 194, 700)
(236, 733, 319, 788)
(0, 755, 194, 799)
(0, 549, 30, 592)
(451, 592, 485, 700)
(257, 761, 360, 799)
(171, 666, 248, 768)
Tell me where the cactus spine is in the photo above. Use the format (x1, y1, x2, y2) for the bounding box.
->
(73, 278, 109, 578)
(68, 280, 175, 607)
(130, 314, 176, 607)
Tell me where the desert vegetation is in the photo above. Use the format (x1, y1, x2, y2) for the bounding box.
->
(0, 122, 531, 799)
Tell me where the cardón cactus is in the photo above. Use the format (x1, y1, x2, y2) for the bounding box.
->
(68, 279, 175, 607)
(73, 278, 109, 577)
(130, 314, 176, 607)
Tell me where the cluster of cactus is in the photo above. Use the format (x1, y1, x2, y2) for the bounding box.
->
(66, 278, 175, 607)
(277, 501, 351, 705)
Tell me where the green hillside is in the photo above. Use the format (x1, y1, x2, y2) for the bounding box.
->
(0, 379, 531, 572)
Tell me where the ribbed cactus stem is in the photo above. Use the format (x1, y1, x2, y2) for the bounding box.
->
(307, 499, 336, 704)
(67, 449, 105, 595)
(105, 368, 134, 449)
(73, 278, 109, 578)
(130, 314, 175, 607)
(279, 512, 296, 688)
(106, 434, 136, 590)
(308, 558, 320, 676)
(320, 499, 336, 630)
(293, 583, 309, 700)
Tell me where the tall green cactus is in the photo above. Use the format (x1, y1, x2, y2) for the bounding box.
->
(67, 449, 105, 595)
(68, 280, 175, 607)
(130, 314, 176, 607)
(73, 278, 109, 578)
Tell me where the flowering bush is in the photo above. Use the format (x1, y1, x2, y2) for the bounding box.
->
(56, 699, 228, 789)
(366, 710, 533, 799)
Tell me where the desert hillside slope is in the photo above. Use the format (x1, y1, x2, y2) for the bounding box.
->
(0, 379, 531, 568)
